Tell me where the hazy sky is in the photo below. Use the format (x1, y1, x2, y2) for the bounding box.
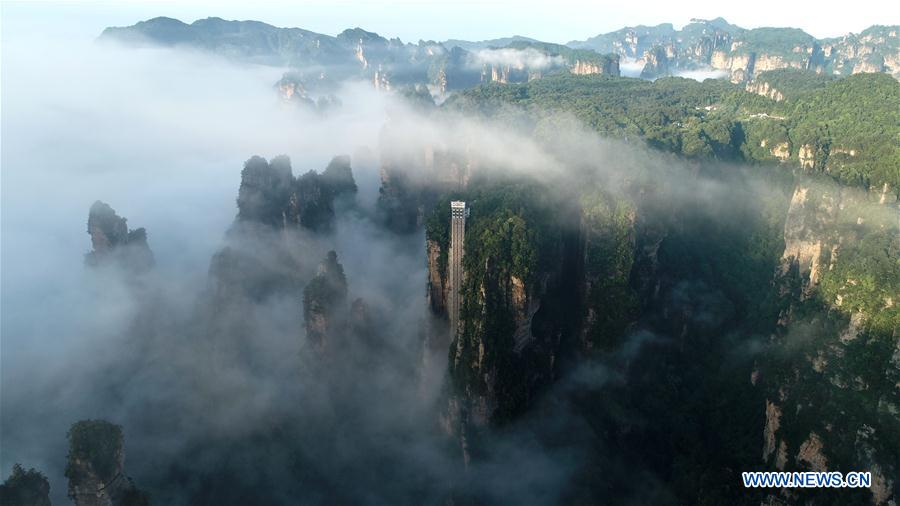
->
(2, 0, 898, 45)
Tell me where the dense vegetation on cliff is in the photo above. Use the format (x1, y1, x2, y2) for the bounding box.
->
(427, 67, 897, 500)
(428, 178, 569, 422)
(446, 71, 900, 191)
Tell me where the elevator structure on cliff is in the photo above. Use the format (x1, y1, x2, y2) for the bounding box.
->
(449, 201, 468, 338)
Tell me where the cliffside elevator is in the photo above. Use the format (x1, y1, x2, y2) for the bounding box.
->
(449, 201, 468, 339)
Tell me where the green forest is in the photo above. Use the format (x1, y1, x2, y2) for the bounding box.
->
(445, 71, 900, 191)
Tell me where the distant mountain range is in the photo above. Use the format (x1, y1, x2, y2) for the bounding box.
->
(100, 16, 899, 94)
(566, 18, 899, 80)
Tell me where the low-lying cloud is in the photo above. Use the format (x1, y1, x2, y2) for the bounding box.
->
(674, 68, 732, 81)
(469, 47, 565, 70)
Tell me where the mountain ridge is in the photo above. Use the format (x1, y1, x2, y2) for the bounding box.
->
(100, 16, 900, 84)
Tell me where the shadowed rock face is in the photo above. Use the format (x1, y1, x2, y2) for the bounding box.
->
(303, 251, 349, 351)
(209, 154, 358, 308)
(236, 155, 294, 227)
(0, 464, 52, 506)
(321, 155, 358, 196)
(85, 201, 154, 273)
(236, 154, 357, 232)
(65, 420, 148, 506)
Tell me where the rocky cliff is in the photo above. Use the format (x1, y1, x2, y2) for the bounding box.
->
(760, 177, 898, 505)
(206, 154, 358, 364)
(570, 19, 899, 82)
(65, 420, 149, 506)
(303, 251, 349, 352)
(640, 45, 671, 79)
(745, 79, 786, 101)
(821, 26, 900, 79)
(85, 201, 154, 273)
(234, 153, 355, 232)
(570, 56, 620, 76)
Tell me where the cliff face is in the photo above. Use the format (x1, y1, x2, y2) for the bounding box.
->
(640, 46, 671, 79)
(426, 183, 647, 463)
(745, 79, 785, 101)
(301, 251, 384, 365)
(236, 155, 295, 227)
(760, 177, 898, 504)
(235, 154, 356, 232)
(65, 420, 148, 506)
(570, 20, 899, 82)
(303, 251, 349, 352)
(417, 153, 885, 502)
(710, 45, 822, 83)
(206, 154, 358, 356)
(85, 201, 154, 273)
(442, 230, 574, 454)
(822, 26, 900, 79)
(426, 239, 449, 318)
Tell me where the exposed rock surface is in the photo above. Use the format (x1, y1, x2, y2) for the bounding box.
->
(762, 399, 782, 463)
(762, 175, 898, 504)
(426, 239, 449, 318)
(569, 56, 620, 76)
(795, 432, 827, 471)
(640, 46, 671, 79)
(745, 79, 785, 101)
